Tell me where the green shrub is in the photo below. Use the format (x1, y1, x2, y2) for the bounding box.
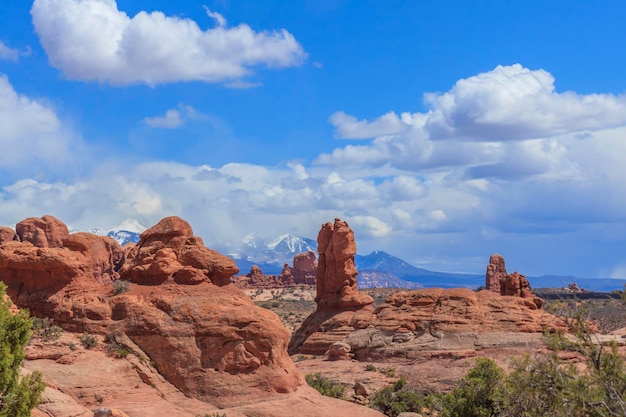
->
(371, 377, 425, 417)
(0, 282, 46, 416)
(32, 317, 63, 342)
(78, 332, 98, 349)
(365, 363, 377, 371)
(436, 358, 504, 417)
(305, 373, 345, 398)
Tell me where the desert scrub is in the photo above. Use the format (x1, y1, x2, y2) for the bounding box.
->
(111, 279, 131, 294)
(305, 373, 346, 398)
(365, 363, 377, 371)
(32, 317, 63, 341)
(78, 332, 98, 349)
(371, 377, 425, 417)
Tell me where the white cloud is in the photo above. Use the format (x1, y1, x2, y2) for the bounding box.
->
(143, 109, 183, 129)
(329, 111, 409, 139)
(320, 64, 626, 180)
(203, 6, 226, 27)
(0, 74, 78, 170)
(424, 64, 626, 141)
(348, 215, 391, 237)
(31, 0, 306, 86)
(0, 41, 19, 61)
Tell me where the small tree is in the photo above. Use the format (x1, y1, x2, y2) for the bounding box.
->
(0, 283, 45, 416)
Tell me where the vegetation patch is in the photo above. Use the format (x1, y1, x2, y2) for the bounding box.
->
(305, 373, 346, 399)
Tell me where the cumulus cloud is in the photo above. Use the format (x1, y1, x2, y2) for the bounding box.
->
(0, 74, 77, 170)
(424, 64, 626, 141)
(348, 215, 391, 237)
(31, 0, 306, 86)
(329, 111, 409, 139)
(320, 64, 626, 180)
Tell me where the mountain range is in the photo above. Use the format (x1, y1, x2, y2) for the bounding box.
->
(76, 219, 147, 246)
(75, 225, 626, 292)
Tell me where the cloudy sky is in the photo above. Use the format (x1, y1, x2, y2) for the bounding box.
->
(1, 0, 626, 278)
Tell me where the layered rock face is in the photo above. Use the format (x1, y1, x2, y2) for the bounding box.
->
(289, 219, 374, 355)
(0, 215, 305, 408)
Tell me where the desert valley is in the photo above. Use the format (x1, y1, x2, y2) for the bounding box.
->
(0, 215, 624, 417)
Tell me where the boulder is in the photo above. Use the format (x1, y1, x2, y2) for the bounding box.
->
(15, 215, 69, 248)
(0, 226, 17, 244)
(327, 341, 352, 361)
(120, 216, 239, 286)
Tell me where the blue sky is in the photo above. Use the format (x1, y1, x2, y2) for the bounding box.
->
(1, 0, 626, 278)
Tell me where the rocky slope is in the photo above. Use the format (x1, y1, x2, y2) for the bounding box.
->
(0, 215, 383, 417)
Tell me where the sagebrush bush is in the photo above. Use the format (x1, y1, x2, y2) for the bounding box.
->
(111, 279, 131, 294)
(305, 373, 345, 398)
(78, 332, 98, 349)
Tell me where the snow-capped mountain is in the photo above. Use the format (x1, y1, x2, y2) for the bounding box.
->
(75, 219, 145, 246)
(220, 233, 317, 274)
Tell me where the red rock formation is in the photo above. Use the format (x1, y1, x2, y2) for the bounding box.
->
(1, 215, 307, 409)
(292, 251, 317, 285)
(63, 233, 125, 285)
(290, 243, 562, 358)
(485, 254, 543, 308)
(232, 265, 294, 289)
(120, 216, 238, 286)
(15, 215, 69, 248)
(248, 265, 265, 282)
(0, 226, 18, 244)
(289, 219, 374, 355)
(316, 219, 373, 309)
(485, 254, 506, 292)
(278, 263, 293, 282)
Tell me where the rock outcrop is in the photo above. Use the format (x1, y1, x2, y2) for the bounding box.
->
(16, 215, 69, 248)
(120, 216, 238, 286)
(289, 219, 375, 355)
(485, 254, 507, 293)
(316, 219, 374, 309)
(1, 215, 314, 410)
(485, 254, 543, 308)
(292, 250, 317, 285)
(0, 226, 18, 244)
(290, 232, 564, 359)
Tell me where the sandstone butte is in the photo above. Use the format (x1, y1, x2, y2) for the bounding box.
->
(232, 250, 318, 289)
(0, 215, 384, 417)
(289, 219, 567, 360)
